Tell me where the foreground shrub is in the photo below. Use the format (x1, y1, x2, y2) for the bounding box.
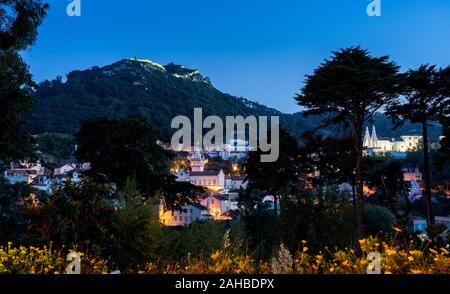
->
(0, 243, 109, 274)
(1, 233, 449, 274)
(141, 235, 450, 274)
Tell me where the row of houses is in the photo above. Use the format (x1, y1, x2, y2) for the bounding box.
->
(160, 150, 249, 226)
(363, 125, 423, 155)
(3, 162, 90, 193)
(159, 192, 238, 226)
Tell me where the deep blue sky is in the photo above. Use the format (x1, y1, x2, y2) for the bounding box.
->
(23, 0, 450, 113)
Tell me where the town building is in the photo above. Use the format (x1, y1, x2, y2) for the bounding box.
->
(190, 170, 226, 191)
(225, 175, 247, 190)
(363, 126, 422, 153)
(159, 203, 213, 226)
(199, 193, 234, 221)
(403, 168, 422, 182)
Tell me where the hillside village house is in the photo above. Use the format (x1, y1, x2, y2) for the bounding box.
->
(54, 163, 76, 176)
(159, 203, 213, 226)
(3, 162, 45, 184)
(363, 126, 422, 153)
(403, 168, 423, 182)
(3, 161, 91, 194)
(190, 170, 226, 191)
(160, 147, 250, 226)
(199, 193, 234, 221)
(225, 175, 247, 190)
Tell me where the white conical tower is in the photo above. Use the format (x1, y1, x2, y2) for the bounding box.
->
(371, 126, 378, 148)
(363, 127, 371, 148)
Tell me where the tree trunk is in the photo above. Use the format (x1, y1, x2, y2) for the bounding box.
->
(352, 122, 364, 237)
(273, 194, 278, 219)
(422, 120, 434, 226)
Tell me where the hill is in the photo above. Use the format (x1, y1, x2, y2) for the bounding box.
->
(27, 58, 441, 141)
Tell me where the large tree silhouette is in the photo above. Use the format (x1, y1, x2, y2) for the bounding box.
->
(75, 116, 203, 210)
(0, 0, 48, 51)
(296, 47, 401, 236)
(0, 0, 48, 170)
(244, 128, 303, 218)
(387, 65, 449, 227)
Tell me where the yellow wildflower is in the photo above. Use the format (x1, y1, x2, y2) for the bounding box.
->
(429, 248, 438, 254)
(386, 249, 397, 256)
(211, 251, 220, 261)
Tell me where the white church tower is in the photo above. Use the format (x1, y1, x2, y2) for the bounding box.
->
(371, 125, 379, 148)
(188, 150, 208, 172)
(363, 127, 371, 148)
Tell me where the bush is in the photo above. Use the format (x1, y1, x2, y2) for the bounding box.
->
(363, 205, 396, 235)
(141, 235, 450, 274)
(0, 243, 108, 274)
(106, 178, 164, 271)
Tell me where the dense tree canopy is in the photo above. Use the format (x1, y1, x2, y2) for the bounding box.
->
(435, 107, 449, 170)
(0, 0, 48, 170)
(0, 0, 48, 51)
(244, 129, 303, 216)
(296, 46, 402, 235)
(75, 116, 203, 210)
(387, 65, 449, 226)
(0, 51, 36, 170)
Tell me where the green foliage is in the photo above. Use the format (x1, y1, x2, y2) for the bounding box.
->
(434, 114, 449, 170)
(0, 51, 36, 171)
(23, 57, 433, 142)
(75, 116, 203, 209)
(364, 157, 410, 218)
(299, 131, 354, 193)
(296, 46, 402, 236)
(245, 129, 303, 212)
(35, 133, 75, 159)
(107, 178, 164, 271)
(75, 116, 171, 196)
(0, 178, 39, 243)
(0, 0, 48, 171)
(25, 179, 116, 252)
(143, 220, 247, 262)
(387, 65, 448, 127)
(0, 0, 49, 51)
(27, 59, 281, 140)
(387, 65, 449, 226)
(411, 197, 450, 219)
(362, 205, 396, 236)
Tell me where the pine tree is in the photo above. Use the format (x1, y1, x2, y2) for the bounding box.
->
(387, 65, 449, 227)
(296, 47, 401, 236)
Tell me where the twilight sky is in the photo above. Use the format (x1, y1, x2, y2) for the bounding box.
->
(22, 0, 450, 113)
